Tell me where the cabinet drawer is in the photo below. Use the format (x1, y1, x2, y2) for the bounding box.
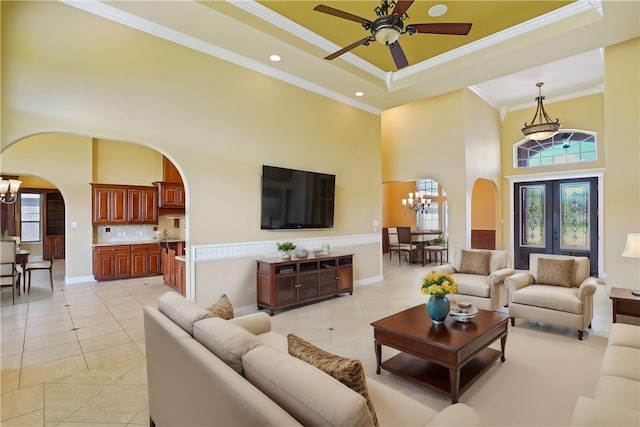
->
(319, 270, 337, 284)
(95, 245, 130, 254)
(319, 282, 337, 295)
(298, 273, 317, 287)
(131, 243, 161, 252)
(299, 285, 318, 300)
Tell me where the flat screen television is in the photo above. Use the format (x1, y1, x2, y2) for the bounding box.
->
(260, 165, 335, 230)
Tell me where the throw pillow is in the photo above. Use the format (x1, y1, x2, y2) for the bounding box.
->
(287, 334, 379, 427)
(458, 250, 491, 276)
(206, 294, 234, 320)
(537, 258, 575, 287)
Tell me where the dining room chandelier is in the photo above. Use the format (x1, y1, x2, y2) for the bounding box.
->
(402, 190, 431, 214)
(0, 177, 22, 204)
(521, 82, 561, 141)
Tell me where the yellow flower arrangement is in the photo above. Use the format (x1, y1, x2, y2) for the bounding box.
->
(420, 272, 457, 297)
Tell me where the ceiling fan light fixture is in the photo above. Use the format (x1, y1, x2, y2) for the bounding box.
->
(374, 25, 401, 45)
(522, 82, 561, 141)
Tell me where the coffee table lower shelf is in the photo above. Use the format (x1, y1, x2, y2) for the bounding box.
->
(380, 347, 502, 402)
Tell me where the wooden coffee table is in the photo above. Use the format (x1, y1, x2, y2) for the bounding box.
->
(371, 304, 509, 403)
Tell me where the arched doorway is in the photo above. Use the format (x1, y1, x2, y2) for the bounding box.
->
(470, 178, 498, 249)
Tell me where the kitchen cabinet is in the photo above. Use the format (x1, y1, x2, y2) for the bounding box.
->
(256, 254, 353, 315)
(131, 243, 161, 277)
(128, 188, 158, 224)
(44, 191, 65, 260)
(162, 242, 186, 296)
(153, 182, 185, 208)
(93, 243, 161, 281)
(91, 184, 157, 225)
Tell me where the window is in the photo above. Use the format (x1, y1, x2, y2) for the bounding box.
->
(20, 193, 42, 243)
(416, 179, 447, 233)
(514, 130, 597, 168)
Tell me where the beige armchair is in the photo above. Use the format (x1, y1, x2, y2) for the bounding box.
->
(431, 247, 514, 311)
(506, 253, 598, 340)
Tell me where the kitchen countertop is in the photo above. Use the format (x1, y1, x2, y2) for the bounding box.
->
(93, 239, 184, 247)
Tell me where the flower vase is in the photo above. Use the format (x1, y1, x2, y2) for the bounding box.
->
(281, 251, 293, 260)
(427, 296, 450, 324)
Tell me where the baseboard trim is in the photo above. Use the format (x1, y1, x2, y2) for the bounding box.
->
(65, 275, 97, 285)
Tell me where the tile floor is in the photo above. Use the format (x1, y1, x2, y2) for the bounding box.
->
(1, 256, 616, 426)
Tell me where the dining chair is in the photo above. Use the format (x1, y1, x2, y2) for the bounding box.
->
(25, 253, 54, 293)
(1, 240, 20, 304)
(389, 226, 414, 265)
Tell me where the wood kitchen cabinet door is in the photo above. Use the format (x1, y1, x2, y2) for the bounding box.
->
(110, 188, 127, 223)
(128, 188, 158, 224)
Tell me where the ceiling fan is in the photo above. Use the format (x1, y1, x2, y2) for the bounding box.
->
(313, 0, 472, 69)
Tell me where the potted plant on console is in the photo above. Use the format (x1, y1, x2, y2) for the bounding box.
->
(277, 242, 296, 260)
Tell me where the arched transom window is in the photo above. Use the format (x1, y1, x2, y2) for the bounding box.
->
(514, 130, 597, 168)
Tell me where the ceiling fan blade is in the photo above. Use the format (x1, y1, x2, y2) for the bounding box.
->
(389, 41, 409, 69)
(391, 0, 415, 17)
(410, 23, 472, 35)
(313, 5, 372, 25)
(325, 37, 371, 60)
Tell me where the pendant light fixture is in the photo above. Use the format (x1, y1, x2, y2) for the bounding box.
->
(521, 82, 561, 141)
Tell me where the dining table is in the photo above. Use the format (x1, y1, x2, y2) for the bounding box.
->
(15, 248, 30, 294)
(409, 230, 443, 265)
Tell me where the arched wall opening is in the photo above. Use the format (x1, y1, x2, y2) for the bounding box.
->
(470, 178, 498, 250)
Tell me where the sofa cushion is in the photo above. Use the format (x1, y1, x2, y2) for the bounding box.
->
(608, 323, 640, 349)
(287, 334, 378, 426)
(451, 273, 491, 298)
(156, 291, 211, 335)
(243, 345, 373, 427)
(366, 378, 435, 427)
(458, 250, 491, 276)
(206, 294, 234, 320)
(510, 284, 582, 314)
(599, 345, 640, 381)
(595, 375, 640, 411)
(530, 254, 590, 286)
(536, 258, 574, 287)
(193, 317, 259, 374)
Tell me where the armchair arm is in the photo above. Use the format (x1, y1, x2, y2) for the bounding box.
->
(488, 267, 515, 286)
(426, 403, 484, 426)
(228, 312, 271, 335)
(431, 265, 456, 275)
(577, 277, 598, 300)
(505, 272, 535, 292)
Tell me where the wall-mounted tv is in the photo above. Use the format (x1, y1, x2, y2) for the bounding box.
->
(261, 165, 335, 230)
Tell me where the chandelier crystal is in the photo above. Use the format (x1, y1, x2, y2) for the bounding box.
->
(521, 82, 561, 141)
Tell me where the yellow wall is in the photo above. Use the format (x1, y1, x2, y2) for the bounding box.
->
(604, 38, 640, 291)
(382, 181, 417, 228)
(471, 179, 497, 230)
(92, 139, 163, 185)
(1, 1, 382, 304)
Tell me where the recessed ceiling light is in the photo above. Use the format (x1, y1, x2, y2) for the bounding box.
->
(355, 91, 364, 97)
(428, 4, 447, 17)
(269, 54, 281, 62)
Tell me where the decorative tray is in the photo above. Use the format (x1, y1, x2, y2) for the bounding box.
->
(449, 306, 478, 322)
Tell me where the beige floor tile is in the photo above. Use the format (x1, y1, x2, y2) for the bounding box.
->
(83, 342, 144, 371)
(71, 312, 117, 329)
(113, 359, 147, 386)
(0, 409, 44, 427)
(58, 359, 138, 385)
(128, 401, 149, 424)
(22, 340, 83, 368)
(65, 384, 147, 424)
(24, 329, 78, 352)
(1, 337, 24, 357)
(56, 422, 125, 427)
(79, 330, 133, 354)
(1, 367, 21, 393)
(0, 383, 43, 421)
(27, 311, 71, 326)
(1, 319, 27, 334)
(44, 383, 108, 422)
(25, 318, 74, 339)
(134, 339, 146, 356)
(1, 353, 22, 370)
(124, 326, 145, 342)
(20, 355, 87, 388)
(75, 321, 123, 341)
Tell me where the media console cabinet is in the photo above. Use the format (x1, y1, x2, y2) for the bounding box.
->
(256, 253, 354, 315)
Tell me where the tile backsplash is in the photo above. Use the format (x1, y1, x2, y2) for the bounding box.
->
(94, 215, 185, 243)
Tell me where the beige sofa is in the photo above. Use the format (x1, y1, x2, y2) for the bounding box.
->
(144, 292, 484, 426)
(571, 323, 640, 426)
(506, 253, 597, 340)
(431, 247, 514, 311)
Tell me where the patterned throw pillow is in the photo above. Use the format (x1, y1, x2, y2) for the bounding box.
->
(537, 258, 575, 287)
(287, 334, 379, 427)
(458, 250, 491, 276)
(206, 294, 234, 320)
